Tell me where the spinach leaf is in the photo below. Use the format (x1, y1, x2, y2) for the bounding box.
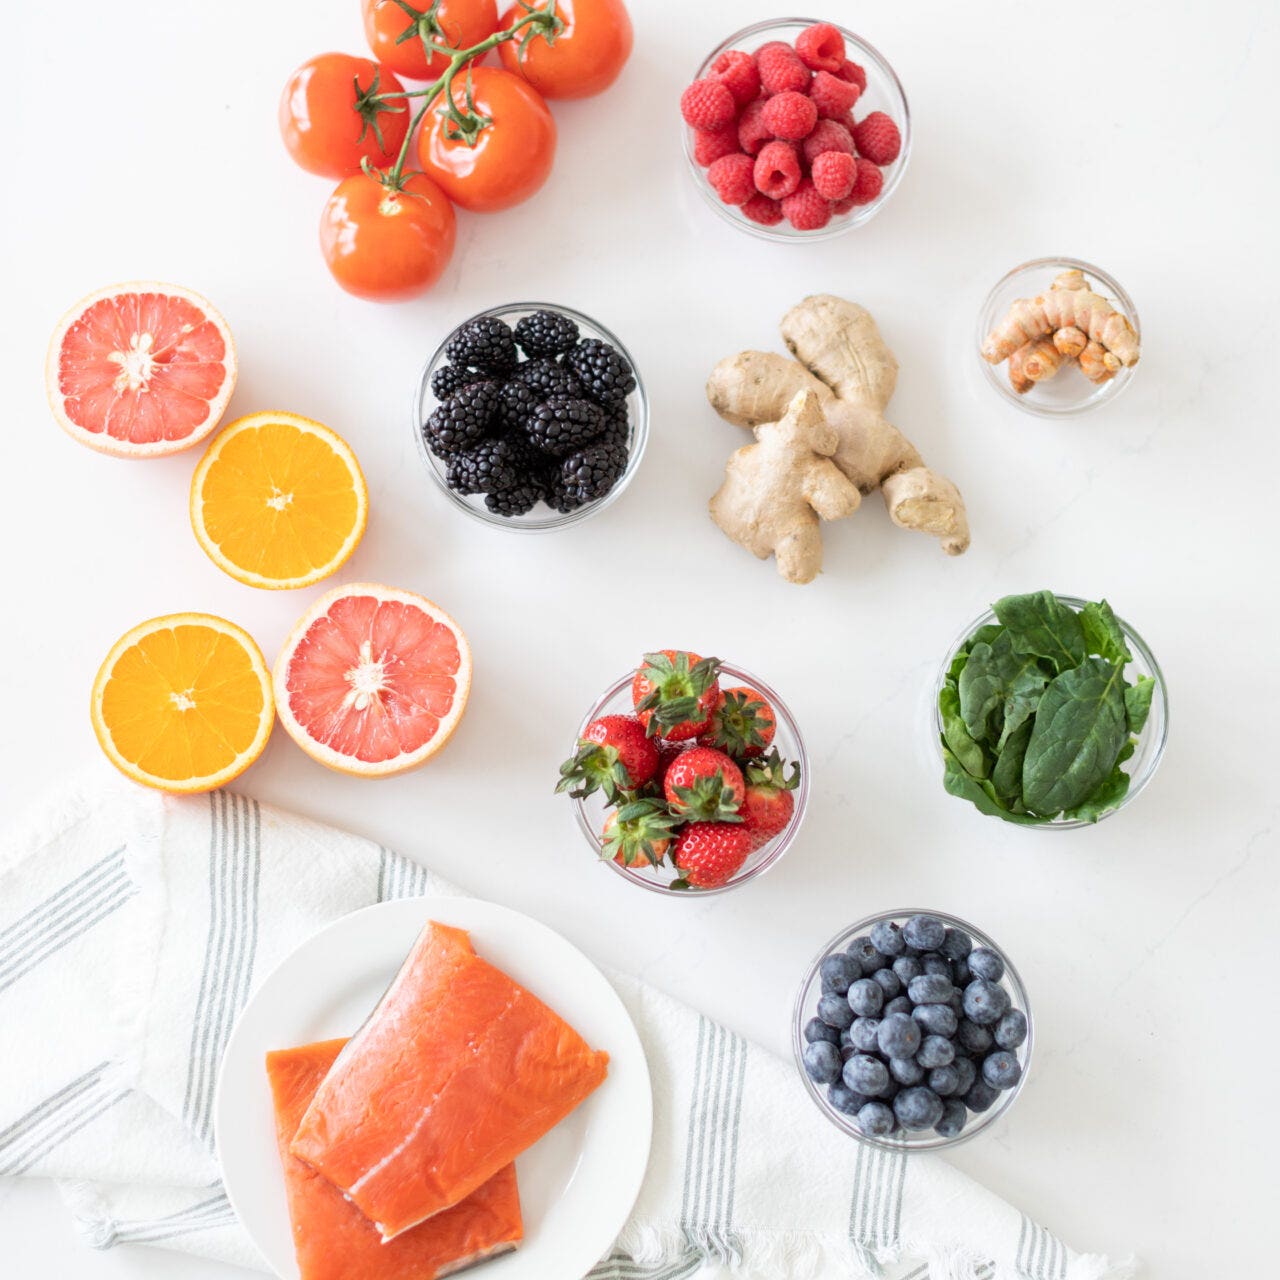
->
(993, 590, 1086, 674)
(1080, 599, 1132, 664)
(1061, 740, 1135, 823)
(939, 683, 989, 779)
(957, 630, 1049, 749)
(942, 746, 1046, 825)
(991, 717, 1032, 810)
(1022, 657, 1128, 815)
(962, 623, 1004, 655)
(1125, 675, 1155, 736)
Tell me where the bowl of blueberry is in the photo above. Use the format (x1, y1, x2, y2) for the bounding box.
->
(794, 910, 1031, 1150)
(415, 303, 649, 531)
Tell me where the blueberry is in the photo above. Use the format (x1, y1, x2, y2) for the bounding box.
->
(846, 936, 888, 973)
(847, 978, 884, 1018)
(849, 1017, 882, 1053)
(962, 978, 1010, 1026)
(903, 914, 946, 951)
(818, 993, 855, 1029)
(827, 1081, 867, 1115)
(968, 947, 1005, 983)
(869, 919, 906, 957)
(940, 927, 973, 961)
(877, 1011, 922, 1059)
(934, 1098, 968, 1139)
(890, 1056, 925, 1085)
(871, 968, 902, 1000)
(804, 1017, 839, 1045)
(841, 1045, 857, 1062)
(840, 1027, 855, 1048)
(820, 952, 861, 995)
(912, 1003, 958, 1038)
(908, 974, 955, 1005)
(917, 1035, 956, 1069)
(803, 1040, 842, 1084)
(948, 989, 965, 1013)
(956, 1019, 994, 1055)
(963, 1078, 1000, 1113)
(995, 1009, 1028, 1050)
(878, 1078, 901, 1102)
(894, 1085, 944, 1130)
(883, 995, 913, 1017)
(952, 1057, 977, 1098)
(921, 953, 952, 978)
(892, 955, 923, 984)
(855, 1100, 896, 1137)
(843, 1054, 890, 1097)
(928, 1064, 961, 1096)
(983, 1050, 1022, 1090)
(950, 958, 971, 988)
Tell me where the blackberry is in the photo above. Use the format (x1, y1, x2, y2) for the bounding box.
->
(524, 396, 605, 457)
(445, 437, 520, 494)
(443, 315, 518, 375)
(564, 338, 636, 406)
(422, 381, 500, 456)
(430, 363, 482, 400)
(494, 377, 539, 433)
(559, 438, 628, 504)
(597, 402, 631, 452)
(515, 355, 583, 400)
(485, 479, 545, 517)
(514, 309, 580, 358)
(546, 474, 588, 514)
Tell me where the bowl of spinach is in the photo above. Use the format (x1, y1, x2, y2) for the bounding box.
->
(935, 591, 1168, 827)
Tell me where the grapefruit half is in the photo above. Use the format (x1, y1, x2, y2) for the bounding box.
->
(274, 583, 472, 777)
(46, 282, 237, 458)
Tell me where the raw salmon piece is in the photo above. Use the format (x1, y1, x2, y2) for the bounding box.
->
(266, 1039, 523, 1280)
(290, 922, 609, 1240)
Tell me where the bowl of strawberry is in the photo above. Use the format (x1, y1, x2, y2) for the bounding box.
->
(681, 19, 909, 239)
(556, 651, 809, 894)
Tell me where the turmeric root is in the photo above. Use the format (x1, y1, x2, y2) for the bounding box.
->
(1007, 338, 1064, 393)
(706, 295, 969, 582)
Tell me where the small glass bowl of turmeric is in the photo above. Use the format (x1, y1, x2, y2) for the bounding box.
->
(975, 257, 1141, 417)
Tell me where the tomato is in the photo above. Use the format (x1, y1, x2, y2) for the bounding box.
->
(417, 67, 556, 212)
(361, 0, 500, 81)
(497, 0, 632, 99)
(280, 53, 409, 178)
(319, 172, 456, 300)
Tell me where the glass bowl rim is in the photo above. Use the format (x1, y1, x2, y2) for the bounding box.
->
(792, 907, 1034, 1152)
(412, 300, 650, 533)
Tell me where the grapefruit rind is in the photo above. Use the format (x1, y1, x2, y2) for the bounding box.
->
(273, 583, 472, 778)
(45, 281, 238, 459)
(189, 412, 369, 591)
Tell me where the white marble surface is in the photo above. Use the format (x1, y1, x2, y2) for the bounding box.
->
(2, 0, 1276, 1275)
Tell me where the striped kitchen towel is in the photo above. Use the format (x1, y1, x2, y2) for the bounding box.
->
(0, 772, 1136, 1280)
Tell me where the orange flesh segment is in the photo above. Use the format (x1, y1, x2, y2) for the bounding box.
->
(283, 595, 463, 764)
(289, 922, 609, 1239)
(267, 1039, 523, 1280)
(57, 293, 227, 443)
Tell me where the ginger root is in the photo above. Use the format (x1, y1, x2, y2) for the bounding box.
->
(706, 294, 969, 582)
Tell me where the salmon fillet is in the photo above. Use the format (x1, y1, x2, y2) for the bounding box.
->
(266, 1039, 523, 1280)
(289, 922, 609, 1240)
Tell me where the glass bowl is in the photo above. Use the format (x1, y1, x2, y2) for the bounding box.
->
(414, 302, 649, 532)
(793, 909, 1033, 1151)
(682, 18, 911, 242)
(933, 595, 1169, 829)
(975, 257, 1140, 416)
(568, 662, 809, 895)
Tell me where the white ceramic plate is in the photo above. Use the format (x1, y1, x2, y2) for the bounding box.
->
(215, 897, 652, 1280)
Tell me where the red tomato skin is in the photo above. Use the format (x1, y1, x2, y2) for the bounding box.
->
(280, 53, 409, 178)
(319, 172, 456, 301)
(498, 0, 633, 99)
(362, 0, 500, 81)
(417, 67, 556, 212)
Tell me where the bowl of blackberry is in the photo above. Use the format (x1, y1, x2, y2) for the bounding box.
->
(415, 303, 649, 530)
(794, 911, 1032, 1150)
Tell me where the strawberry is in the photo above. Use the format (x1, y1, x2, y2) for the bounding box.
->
(672, 821, 753, 888)
(603, 799, 678, 869)
(739, 749, 801, 849)
(664, 745, 745, 820)
(631, 650, 722, 740)
(556, 714, 658, 803)
(699, 686, 777, 757)
(653, 739, 690, 793)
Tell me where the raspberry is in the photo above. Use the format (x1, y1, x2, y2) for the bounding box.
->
(753, 140, 802, 199)
(780, 179, 831, 232)
(706, 152, 757, 206)
(834, 60, 867, 92)
(737, 98, 772, 155)
(742, 193, 783, 227)
(811, 150, 856, 200)
(801, 118, 854, 166)
(831, 196, 855, 216)
(755, 41, 810, 95)
(795, 23, 845, 73)
(680, 78, 735, 130)
(693, 124, 740, 167)
(847, 157, 884, 205)
(852, 111, 902, 165)
(710, 49, 760, 106)
(809, 69, 861, 119)
(762, 90, 817, 141)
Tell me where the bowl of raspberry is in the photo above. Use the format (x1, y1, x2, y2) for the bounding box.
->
(681, 19, 910, 240)
(415, 303, 649, 530)
(795, 910, 1033, 1150)
(557, 651, 810, 896)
